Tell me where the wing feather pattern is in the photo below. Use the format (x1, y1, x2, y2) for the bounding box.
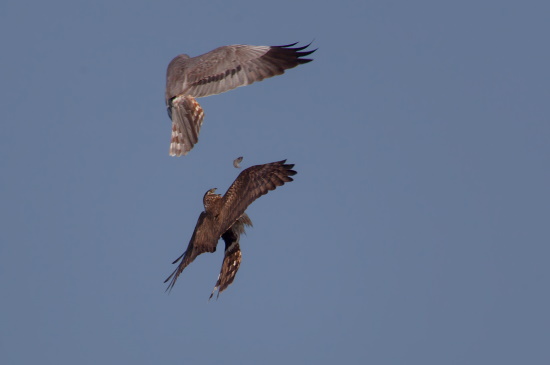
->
(181, 43, 316, 98)
(217, 160, 296, 238)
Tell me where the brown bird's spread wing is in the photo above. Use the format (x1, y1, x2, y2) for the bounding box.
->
(216, 160, 296, 238)
(164, 212, 220, 292)
(164, 160, 296, 295)
(167, 43, 316, 100)
(209, 213, 253, 300)
(167, 95, 204, 156)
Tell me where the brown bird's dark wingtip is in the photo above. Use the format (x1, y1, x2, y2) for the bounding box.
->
(171, 252, 184, 264)
(164, 272, 174, 284)
(277, 160, 297, 177)
(208, 290, 221, 301)
(164, 276, 178, 294)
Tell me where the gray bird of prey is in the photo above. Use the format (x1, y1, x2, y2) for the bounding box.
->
(165, 42, 316, 156)
(164, 160, 297, 298)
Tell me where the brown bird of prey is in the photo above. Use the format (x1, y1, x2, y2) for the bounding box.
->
(164, 160, 297, 298)
(165, 42, 316, 156)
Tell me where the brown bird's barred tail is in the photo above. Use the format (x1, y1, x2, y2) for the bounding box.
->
(209, 214, 253, 300)
(209, 242, 242, 300)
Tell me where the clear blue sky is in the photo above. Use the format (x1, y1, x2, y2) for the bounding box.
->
(1, 1, 549, 364)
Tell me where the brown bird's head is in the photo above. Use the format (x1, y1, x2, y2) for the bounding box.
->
(203, 188, 221, 211)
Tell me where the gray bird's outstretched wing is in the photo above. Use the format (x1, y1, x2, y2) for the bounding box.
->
(166, 43, 316, 99)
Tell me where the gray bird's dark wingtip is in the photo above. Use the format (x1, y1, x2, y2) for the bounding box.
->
(272, 41, 317, 61)
(275, 42, 300, 48)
